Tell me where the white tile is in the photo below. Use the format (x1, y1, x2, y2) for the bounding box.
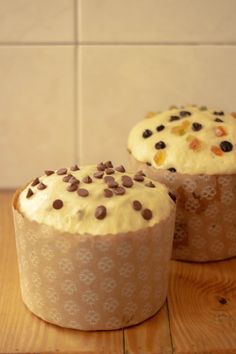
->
(0, 46, 75, 188)
(0, 0, 74, 42)
(79, 0, 236, 43)
(78, 45, 236, 165)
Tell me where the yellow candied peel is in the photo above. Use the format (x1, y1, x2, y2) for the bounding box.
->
(145, 111, 157, 119)
(154, 150, 166, 165)
(171, 120, 191, 136)
(186, 134, 195, 142)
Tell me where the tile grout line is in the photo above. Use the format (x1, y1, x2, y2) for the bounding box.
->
(0, 42, 75, 46)
(0, 42, 236, 46)
(76, 0, 83, 165)
(78, 41, 236, 46)
(74, 0, 79, 164)
(0, 41, 236, 47)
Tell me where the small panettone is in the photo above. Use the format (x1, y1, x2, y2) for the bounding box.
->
(13, 161, 176, 330)
(128, 105, 236, 262)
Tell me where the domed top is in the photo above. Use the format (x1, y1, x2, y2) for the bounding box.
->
(18, 162, 174, 235)
(128, 105, 236, 175)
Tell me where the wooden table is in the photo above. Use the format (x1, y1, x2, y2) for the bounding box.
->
(1, 190, 236, 354)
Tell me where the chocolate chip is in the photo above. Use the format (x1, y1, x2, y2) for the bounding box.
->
(113, 187, 126, 195)
(69, 176, 80, 184)
(95, 205, 107, 220)
(104, 176, 115, 183)
(31, 177, 40, 186)
(26, 188, 33, 198)
(136, 170, 146, 177)
(146, 162, 152, 166)
(115, 165, 126, 173)
(133, 200, 142, 211)
(169, 192, 176, 203)
(169, 115, 180, 122)
(70, 164, 80, 171)
(67, 183, 78, 192)
(45, 170, 54, 176)
(57, 168, 67, 175)
(145, 181, 155, 188)
(155, 141, 166, 149)
(105, 161, 113, 168)
(220, 141, 233, 152)
(214, 111, 224, 116)
(179, 111, 191, 117)
(63, 174, 73, 182)
(192, 122, 202, 131)
(107, 179, 119, 188)
(142, 209, 153, 220)
(94, 171, 104, 179)
(168, 167, 177, 173)
(217, 296, 227, 305)
(105, 168, 115, 175)
(156, 124, 165, 132)
(143, 129, 152, 138)
(82, 175, 92, 184)
(78, 188, 89, 197)
(53, 199, 63, 209)
(134, 174, 144, 182)
(37, 182, 47, 190)
(122, 175, 133, 188)
(97, 162, 106, 171)
(104, 189, 113, 198)
(215, 118, 224, 123)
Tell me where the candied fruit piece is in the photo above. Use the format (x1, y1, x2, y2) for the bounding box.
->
(189, 137, 202, 151)
(171, 120, 190, 136)
(154, 150, 166, 165)
(215, 126, 227, 137)
(211, 145, 224, 156)
(145, 111, 157, 119)
(182, 120, 191, 129)
(186, 134, 195, 142)
(171, 126, 185, 136)
(231, 112, 236, 119)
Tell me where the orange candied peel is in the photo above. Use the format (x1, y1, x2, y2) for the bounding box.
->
(154, 150, 166, 165)
(211, 145, 224, 156)
(214, 126, 227, 137)
(145, 111, 157, 119)
(171, 120, 190, 136)
(188, 137, 202, 151)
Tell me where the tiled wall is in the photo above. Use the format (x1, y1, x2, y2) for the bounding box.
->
(1, 0, 236, 188)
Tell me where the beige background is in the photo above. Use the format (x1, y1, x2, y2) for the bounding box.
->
(0, 0, 236, 188)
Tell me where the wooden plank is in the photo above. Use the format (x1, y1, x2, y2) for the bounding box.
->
(0, 191, 124, 354)
(124, 302, 173, 354)
(168, 260, 236, 354)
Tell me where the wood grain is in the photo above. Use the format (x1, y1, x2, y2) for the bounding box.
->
(124, 303, 173, 354)
(0, 191, 124, 354)
(168, 260, 236, 354)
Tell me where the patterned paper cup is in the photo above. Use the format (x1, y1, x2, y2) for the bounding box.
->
(13, 189, 175, 330)
(129, 156, 236, 262)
